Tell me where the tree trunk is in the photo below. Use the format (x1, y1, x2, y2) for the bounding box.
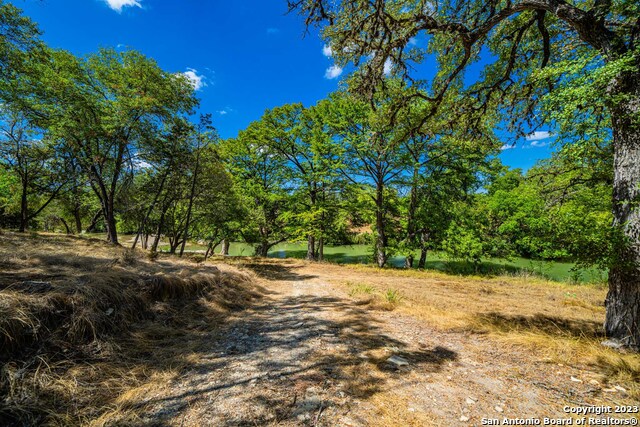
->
(307, 235, 316, 261)
(418, 249, 427, 269)
(59, 217, 71, 234)
(150, 225, 163, 253)
(151, 233, 161, 253)
(605, 72, 640, 349)
(73, 208, 82, 234)
(169, 236, 181, 254)
(133, 165, 171, 249)
(220, 239, 230, 256)
(255, 241, 270, 257)
(93, 174, 119, 244)
(375, 182, 387, 268)
(317, 236, 324, 261)
(104, 198, 119, 245)
(417, 230, 429, 269)
(405, 254, 414, 269)
(151, 198, 172, 253)
(179, 147, 202, 257)
(86, 210, 102, 233)
(19, 176, 28, 232)
(404, 166, 419, 269)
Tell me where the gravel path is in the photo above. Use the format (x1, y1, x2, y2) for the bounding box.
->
(137, 261, 635, 426)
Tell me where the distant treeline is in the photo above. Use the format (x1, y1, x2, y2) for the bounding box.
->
(0, 2, 611, 271)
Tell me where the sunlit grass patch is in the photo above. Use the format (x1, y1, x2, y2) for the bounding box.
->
(382, 288, 403, 304)
(347, 282, 375, 297)
(346, 281, 404, 311)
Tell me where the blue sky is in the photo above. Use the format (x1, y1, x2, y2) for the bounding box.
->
(15, 0, 554, 170)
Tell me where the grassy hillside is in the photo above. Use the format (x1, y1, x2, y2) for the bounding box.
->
(0, 232, 261, 426)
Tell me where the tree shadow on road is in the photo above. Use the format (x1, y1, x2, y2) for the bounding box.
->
(238, 259, 319, 281)
(0, 241, 456, 426)
(135, 288, 458, 426)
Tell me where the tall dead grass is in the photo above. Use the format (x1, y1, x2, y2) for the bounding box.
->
(0, 232, 261, 426)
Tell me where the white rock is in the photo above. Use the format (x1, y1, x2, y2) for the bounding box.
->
(614, 385, 627, 392)
(601, 339, 625, 349)
(296, 413, 311, 421)
(495, 406, 503, 413)
(466, 398, 476, 405)
(387, 355, 410, 367)
(570, 376, 583, 383)
(460, 415, 470, 422)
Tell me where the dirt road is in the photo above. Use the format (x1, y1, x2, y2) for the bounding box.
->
(138, 260, 635, 426)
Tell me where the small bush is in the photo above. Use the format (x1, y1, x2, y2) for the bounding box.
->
(348, 282, 375, 297)
(383, 288, 403, 304)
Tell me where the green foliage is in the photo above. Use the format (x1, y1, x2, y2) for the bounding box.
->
(0, 1, 43, 102)
(442, 223, 485, 266)
(442, 156, 613, 268)
(348, 282, 375, 297)
(0, 0, 623, 309)
(382, 288, 403, 304)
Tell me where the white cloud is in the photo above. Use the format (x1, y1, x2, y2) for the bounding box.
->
(500, 144, 514, 151)
(383, 58, 393, 76)
(408, 37, 418, 46)
(530, 140, 547, 148)
(525, 131, 552, 141)
(182, 68, 206, 91)
(103, 0, 141, 13)
(216, 106, 234, 116)
(324, 65, 343, 79)
(322, 44, 333, 57)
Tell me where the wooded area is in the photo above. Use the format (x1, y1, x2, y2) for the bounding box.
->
(0, 0, 638, 350)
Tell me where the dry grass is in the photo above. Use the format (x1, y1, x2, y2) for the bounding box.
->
(0, 232, 261, 426)
(322, 263, 640, 400)
(347, 281, 403, 311)
(364, 392, 442, 427)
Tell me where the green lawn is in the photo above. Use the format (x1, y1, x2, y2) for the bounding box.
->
(77, 234, 606, 284)
(183, 241, 607, 284)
